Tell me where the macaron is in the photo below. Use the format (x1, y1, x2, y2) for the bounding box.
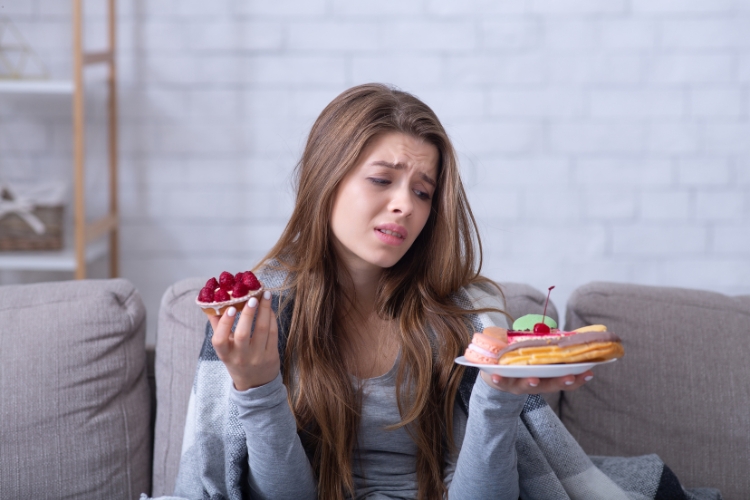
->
(511, 314, 557, 331)
(464, 332, 508, 365)
(482, 326, 508, 343)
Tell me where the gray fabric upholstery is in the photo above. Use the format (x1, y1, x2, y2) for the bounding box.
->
(500, 281, 559, 327)
(151, 277, 208, 497)
(562, 281, 750, 500)
(0, 278, 150, 500)
(150, 278, 558, 496)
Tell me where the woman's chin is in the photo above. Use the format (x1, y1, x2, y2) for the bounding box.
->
(361, 253, 406, 272)
(336, 242, 412, 274)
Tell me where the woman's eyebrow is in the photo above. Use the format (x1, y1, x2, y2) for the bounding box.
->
(369, 160, 436, 187)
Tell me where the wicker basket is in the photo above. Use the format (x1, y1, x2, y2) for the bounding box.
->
(0, 188, 64, 251)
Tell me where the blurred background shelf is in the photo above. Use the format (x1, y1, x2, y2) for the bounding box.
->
(0, 79, 75, 94)
(0, 0, 118, 281)
(0, 237, 107, 271)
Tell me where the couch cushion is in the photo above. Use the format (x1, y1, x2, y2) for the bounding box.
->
(151, 278, 558, 496)
(151, 277, 207, 497)
(500, 282, 559, 328)
(563, 282, 750, 500)
(0, 278, 150, 499)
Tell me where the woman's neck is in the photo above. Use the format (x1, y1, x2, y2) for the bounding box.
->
(336, 263, 400, 378)
(338, 262, 382, 315)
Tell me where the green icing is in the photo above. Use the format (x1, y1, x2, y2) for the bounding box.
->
(512, 314, 557, 331)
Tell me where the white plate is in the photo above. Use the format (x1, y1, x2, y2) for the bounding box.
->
(454, 356, 617, 378)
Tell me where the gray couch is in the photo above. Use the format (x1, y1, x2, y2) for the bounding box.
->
(1, 278, 747, 499)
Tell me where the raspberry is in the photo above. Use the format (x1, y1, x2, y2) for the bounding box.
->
(234, 271, 245, 284)
(219, 271, 235, 291)
(242, 271, 261, 291)
(232, 282, 249, 298)
(198, 286, 215, 303)
(214, 288, 230, 302)
(205, 277, 219, 290)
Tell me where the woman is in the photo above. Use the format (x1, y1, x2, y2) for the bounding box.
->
(138, 80, 715, 500)
(162, 83, 711, 500)
(190, 83, 591, 500)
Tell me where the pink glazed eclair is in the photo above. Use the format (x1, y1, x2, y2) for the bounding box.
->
(464, 332, 507, 364)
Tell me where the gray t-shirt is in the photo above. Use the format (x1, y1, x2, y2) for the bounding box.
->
(230, 356, 526, 500)
(350, 355, 419, 498)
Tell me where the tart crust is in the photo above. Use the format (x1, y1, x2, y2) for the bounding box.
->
(195, 287, 264, 317)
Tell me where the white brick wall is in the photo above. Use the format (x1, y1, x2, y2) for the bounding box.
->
(2, 0, 749, 345)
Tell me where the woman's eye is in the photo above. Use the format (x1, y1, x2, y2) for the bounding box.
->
(368, 178, 390, 186)
(414, 189, 431, 201)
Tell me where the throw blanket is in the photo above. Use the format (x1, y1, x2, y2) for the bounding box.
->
(143, 271, 721, 500)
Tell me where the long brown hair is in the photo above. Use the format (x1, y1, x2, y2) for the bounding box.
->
(260, 83, 500, 499)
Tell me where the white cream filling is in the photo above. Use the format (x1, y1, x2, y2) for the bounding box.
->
(469, 343, 500, 359)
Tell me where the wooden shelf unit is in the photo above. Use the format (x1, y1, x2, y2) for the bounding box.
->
(0, 0, 119, 279)
(0, 237, 108, 272)
(0, 79, 75, 93)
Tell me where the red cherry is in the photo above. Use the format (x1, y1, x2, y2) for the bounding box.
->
(214, 288, 230, 302)
(533, 322, 551, 334)
(198, 286, 215, 303)
(219, 271, 235, 291)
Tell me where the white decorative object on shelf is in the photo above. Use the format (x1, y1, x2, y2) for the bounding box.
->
(0, 16, 49, 80)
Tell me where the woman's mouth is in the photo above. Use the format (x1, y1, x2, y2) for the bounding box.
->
(374, 225, 408, 246)
(378, 228, 403, 238)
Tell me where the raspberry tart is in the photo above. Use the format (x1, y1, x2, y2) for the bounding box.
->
(195, 270, 263, 317)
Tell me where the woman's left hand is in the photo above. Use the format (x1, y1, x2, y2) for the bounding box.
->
(480, 369, 593, 395)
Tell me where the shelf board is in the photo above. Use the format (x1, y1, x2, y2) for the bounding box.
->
(0, 238, 108, 272)
(0, 79, 75, 95)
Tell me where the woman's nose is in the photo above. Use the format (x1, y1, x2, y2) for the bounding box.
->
(388, 184, 413, 216)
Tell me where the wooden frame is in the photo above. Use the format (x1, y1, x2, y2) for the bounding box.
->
(72, 0, 118, 279)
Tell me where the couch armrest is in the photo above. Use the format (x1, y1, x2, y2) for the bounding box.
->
(0, 278, 152, 499)
(562, 281, 750, 499)
(147, 344, 156, 463)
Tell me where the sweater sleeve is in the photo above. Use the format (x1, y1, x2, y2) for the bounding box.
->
(445, 375, 527, 500)
(229, 373, 317, 500)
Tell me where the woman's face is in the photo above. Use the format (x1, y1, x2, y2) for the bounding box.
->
(330, 132, 439, 276)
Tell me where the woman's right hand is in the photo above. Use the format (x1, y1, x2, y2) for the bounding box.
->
(480, 369, 592, 395)
(208, 290, 280, 391)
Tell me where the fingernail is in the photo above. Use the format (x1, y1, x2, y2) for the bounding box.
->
(227, 307, 237, 317)
(248, 297, 258, 308)
(584, 375, 594, 382)
(263, 290, 271, 301)
(529, 381, 539, 387)
(565, 380, 574, 386)
(492, 375, 501, 384)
